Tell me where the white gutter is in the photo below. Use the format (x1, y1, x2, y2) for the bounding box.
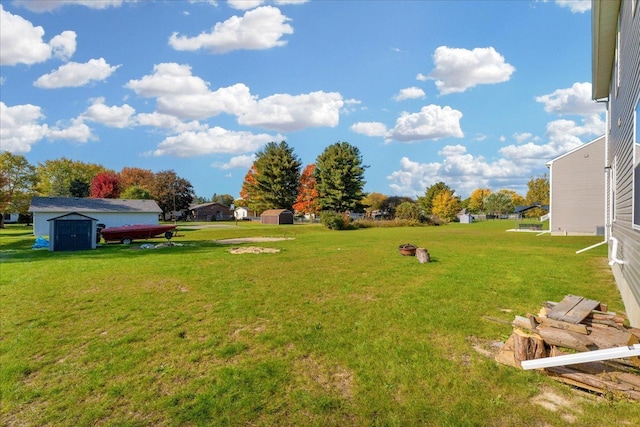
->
(609, 236, 625, 266)
(521, 344, 640, 370)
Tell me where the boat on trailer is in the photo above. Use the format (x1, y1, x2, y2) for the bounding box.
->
(99, 224, 177, 245)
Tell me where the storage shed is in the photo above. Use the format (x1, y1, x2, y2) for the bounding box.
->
(48, 212, 98, 252)
(457, 209, 473, 224)
(260, 209, 294, 225)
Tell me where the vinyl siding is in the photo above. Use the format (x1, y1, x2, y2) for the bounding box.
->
(607, 0, 640, 326)
(549, 137, 606, 235)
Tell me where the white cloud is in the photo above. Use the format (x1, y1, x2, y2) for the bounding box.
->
(228, 0, 264, 10)
(14, 0, 131, 12)
(500, 114, 605, 168)
(127, 63, 343, 131)
(350, 122, 387, 137)
(237, 91, 343, 131)
(34, 58, 120, 88)
(126, 63, 255, 120)
(0, 5, 77, 66)
(157, 83, 256, 120)
(387, 145, 528, 198)
(387, 105, 464, 142)
(215, 154, 256, 169)
(416, 73, 428, 82)
(135, 112, 187, 129)
(46, 117, 93, 142)
(169, 6, 293, 54)
(555, 0, 591, 13)
(81, 98, 135, 128)
(151, 127, 280, 157)
(125, 63, 210, 97)
(0, 102, 48, 153)
(535, 82, 604, 115)
(394, 86, 426, 101)
(427, 46, 515, 95)
(227, 0, 308, 9)
(513, 132, 534, 143)
(0, 102, 93, 153)
(49, 31, 77, 61)
(386, 111, 604, 197)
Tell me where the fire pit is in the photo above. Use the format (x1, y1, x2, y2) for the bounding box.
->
(398, 243, 418, 256)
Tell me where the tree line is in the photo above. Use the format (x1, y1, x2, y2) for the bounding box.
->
(0, 152, 196, 227)
(1, 144, 548, 228)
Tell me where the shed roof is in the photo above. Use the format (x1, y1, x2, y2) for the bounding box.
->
(261, 209, 292, 216)
(29, 197, 162, 213)
(47, 212, 99, 222)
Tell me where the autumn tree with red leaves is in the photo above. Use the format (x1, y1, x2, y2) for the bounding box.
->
(293, 164, 319, 216)
(90, 172, 121, 198)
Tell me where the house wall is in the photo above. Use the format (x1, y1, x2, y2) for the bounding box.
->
(606, 1, 640, 326)
(33, 212, 159, 236)
(549, 137, 606, 235)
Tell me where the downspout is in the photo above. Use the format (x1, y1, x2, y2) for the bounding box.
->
(609, 236, 625, 266)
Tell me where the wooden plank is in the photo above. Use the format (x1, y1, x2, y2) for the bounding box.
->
(545, 366, 640, 400)
(547, 295, 600, 324)
(534, 316, 589, 335)
(537, 327, 596, 352)
(586, 326, 632, 349)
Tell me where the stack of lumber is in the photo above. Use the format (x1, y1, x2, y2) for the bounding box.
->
(496, 295, 640, 400)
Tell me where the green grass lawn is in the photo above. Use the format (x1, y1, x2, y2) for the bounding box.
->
(1, 221, 637, 426)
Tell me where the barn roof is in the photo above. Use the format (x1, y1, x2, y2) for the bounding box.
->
(29, 197, 162, 213)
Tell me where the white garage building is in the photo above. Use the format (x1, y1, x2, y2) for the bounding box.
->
(29, 197, 163, 236)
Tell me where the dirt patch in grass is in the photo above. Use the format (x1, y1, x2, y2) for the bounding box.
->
(467, 335, 504, 359)
(293, 355, 355, 400)
(215, 237, 294, 244)
(228, 246, 280, 254)
(531, 386, 590, 424)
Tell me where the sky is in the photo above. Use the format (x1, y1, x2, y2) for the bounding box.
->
(0, 0, 604, 200)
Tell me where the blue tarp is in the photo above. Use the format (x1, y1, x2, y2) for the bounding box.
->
(32, 236, 49, 249)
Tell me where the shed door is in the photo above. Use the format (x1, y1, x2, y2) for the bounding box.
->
(55, 220, 92, 251)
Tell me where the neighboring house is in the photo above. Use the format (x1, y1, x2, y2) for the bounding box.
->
(2, 213, 19, 224)
(234, 206, 249, 220)
(29, 197, 163, 236)
(260, 209, 294, 225)
(592, 0, 640, 326)
(189, 202, 231, 221)
(546, 136, 606, 236)
(457, 209, 473, 224)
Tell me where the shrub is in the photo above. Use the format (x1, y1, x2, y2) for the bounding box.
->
(395, 201, 424, 222)
(320, 211, 352, 230)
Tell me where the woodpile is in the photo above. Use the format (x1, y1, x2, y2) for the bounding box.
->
(497, 295, 640, 400)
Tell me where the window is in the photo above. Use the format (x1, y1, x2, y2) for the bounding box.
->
(634, 99, 640, 229)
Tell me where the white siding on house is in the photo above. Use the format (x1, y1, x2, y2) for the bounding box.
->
(29, 197, 162, 237)
(33, 212, 158, 236)
(595, 0, 640, 326)
(547, 137, 606, 235)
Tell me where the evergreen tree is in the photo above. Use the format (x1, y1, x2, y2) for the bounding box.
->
(251, 141, 302, 212)
(315, 142, 367, 212)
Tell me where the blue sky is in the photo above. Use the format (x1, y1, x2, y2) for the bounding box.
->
(0, 0, 603, 200)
